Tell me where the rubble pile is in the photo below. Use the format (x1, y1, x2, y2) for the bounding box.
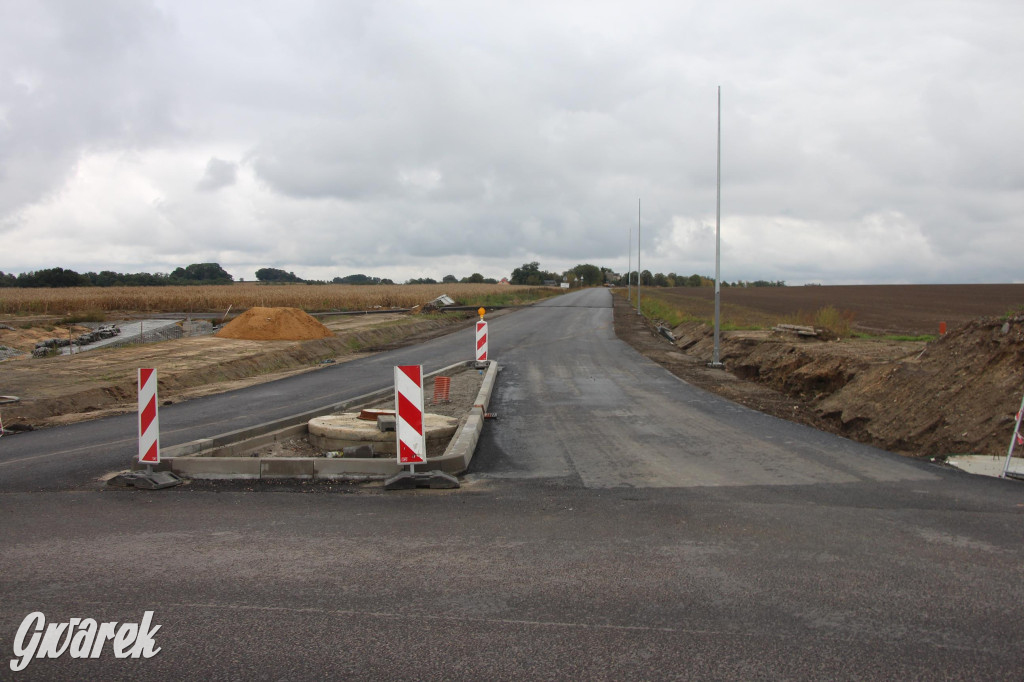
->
(32, 325, 120, 357)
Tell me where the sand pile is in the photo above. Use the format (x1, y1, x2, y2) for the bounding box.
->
(216, 307, 333, 341)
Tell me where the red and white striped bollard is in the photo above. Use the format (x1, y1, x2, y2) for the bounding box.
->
(138, 368, 161, 467)
(394, 365, 426, 468)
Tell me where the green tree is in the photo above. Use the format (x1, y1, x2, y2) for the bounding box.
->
(171, 263, 233, 283)
(333, 274, 379, 285)
(510, 262, 542, 285)
(255, 267, 302, 282)
(570, 264, 603, 287)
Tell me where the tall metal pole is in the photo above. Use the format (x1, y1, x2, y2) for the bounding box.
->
(636, 197, 641, 315)
(711, 86, 723, 368)
(627, 226, 632, 303)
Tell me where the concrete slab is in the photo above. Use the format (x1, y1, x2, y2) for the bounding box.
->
(172, 457, 260, 478)
(261, 459, 315, 479)
(946, 455, 1024, 479)
(62, 319, 182, 355)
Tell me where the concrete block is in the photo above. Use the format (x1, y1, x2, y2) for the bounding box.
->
(261, 459, 315, 478)
(162, 438, 214, 458)
(315, 458, 400, 477)
(170, 457, 260, 478)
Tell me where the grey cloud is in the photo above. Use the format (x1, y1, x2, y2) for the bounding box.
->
(0, 1, 181, 217)
(196, 158, 238, 192)
(1, 1, 1022, 284)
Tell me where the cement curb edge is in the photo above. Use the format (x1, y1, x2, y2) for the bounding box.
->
(140, 359, 499, 480)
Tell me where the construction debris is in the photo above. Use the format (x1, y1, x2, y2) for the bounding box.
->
(32, 325, 121, 357)
(772, 324, 819, 338)
(409, 294, 456, 315)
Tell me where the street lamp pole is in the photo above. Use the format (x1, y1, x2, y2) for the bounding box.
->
(636, 197, 641, 315)
(710, 85, 724, 368)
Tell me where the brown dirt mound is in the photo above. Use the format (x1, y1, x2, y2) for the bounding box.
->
(216, 307, 333, 341)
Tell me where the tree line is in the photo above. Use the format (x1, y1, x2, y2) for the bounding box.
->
(620, 271, 786, 288)
(256, 268, 501, 286)
(1, 262, 785, 289)
(0, 263, 234, 288)
(512, 262, 786, 288)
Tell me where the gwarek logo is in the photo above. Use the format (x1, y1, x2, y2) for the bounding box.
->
(10, 611, 161, 672)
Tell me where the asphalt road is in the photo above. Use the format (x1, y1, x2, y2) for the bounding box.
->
(2, 288, 1023, 680)
(0, 318, 481, 492)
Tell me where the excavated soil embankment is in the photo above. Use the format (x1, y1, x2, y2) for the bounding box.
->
(614, 295, 1024, 459)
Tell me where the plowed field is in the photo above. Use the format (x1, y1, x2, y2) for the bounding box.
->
(643, 283, 1024, 335)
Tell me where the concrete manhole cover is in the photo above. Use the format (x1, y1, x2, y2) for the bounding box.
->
(308, 412, 459, 455)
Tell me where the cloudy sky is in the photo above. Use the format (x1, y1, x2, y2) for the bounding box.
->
(1, 0, 1021, 285)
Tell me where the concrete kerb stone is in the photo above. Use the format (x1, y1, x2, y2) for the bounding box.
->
(143, 359, 500, 481)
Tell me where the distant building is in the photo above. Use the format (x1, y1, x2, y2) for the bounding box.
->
(499, 277, 510, 285)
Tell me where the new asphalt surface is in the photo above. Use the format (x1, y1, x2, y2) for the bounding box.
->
(2, 288, 1022, 680)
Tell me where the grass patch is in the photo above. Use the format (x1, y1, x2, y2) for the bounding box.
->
(1001, 305, 1024, 320)
(343, 337, 366, 352)
(812, 305, 854, 337)
(886, 334, 937, 342)
(851, 332, 936, 342)
(784, 306, 856, 337)
(639, 297, 687, 327)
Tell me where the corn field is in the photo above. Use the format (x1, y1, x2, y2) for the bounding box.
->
(0, 283, 559, 316)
